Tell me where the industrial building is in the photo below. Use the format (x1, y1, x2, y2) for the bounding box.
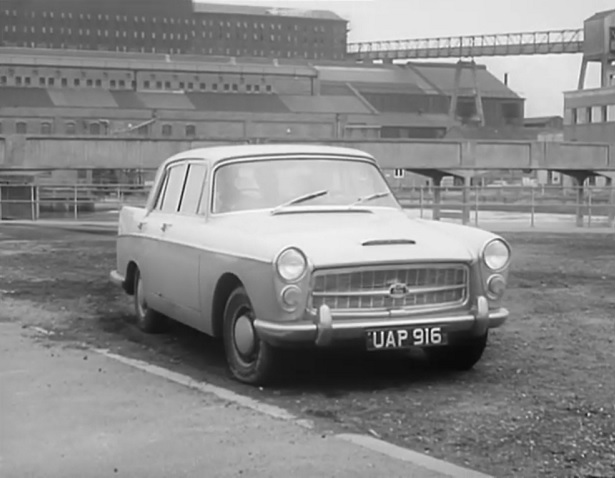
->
(0, 0, 348, 60)
(0, 46, 522, 141)
(564, 9, 615, 144)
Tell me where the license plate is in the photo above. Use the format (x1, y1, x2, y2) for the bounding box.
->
(366, 326, 447, 351)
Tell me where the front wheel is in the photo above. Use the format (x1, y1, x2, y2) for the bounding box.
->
(222, 286, 280, 385)
(133, 267, 168, 334)
(425, 332, 488, 371)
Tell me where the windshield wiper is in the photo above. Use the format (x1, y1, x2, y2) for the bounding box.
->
(270, 189, 329, 215)
(349, 191, 392, 207)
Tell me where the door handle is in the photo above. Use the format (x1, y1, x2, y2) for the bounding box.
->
(137, 222, 145, 231)
(161, 223, 172, 232)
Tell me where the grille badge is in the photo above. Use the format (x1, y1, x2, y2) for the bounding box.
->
(389, 282, 409, 299)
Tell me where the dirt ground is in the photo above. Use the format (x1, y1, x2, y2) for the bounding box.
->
(1, 224, 614, 478)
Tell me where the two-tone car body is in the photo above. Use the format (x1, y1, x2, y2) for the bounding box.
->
(110, 144, 511, 384)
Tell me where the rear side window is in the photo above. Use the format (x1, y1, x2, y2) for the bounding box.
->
(178, 163, 208, 215)
(156, 163, 188, 213)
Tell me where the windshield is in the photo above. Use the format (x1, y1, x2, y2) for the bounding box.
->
(211, 158, 400, 214)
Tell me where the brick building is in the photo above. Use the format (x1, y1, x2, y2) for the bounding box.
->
(0, 0, 348, 60)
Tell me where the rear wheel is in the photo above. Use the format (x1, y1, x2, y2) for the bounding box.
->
(133, 267, 167, 334)
(425, 332, 488, 371)
(222, 286, 280, 385)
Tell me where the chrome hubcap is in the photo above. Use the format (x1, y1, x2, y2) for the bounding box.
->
(234, 314, 256, 357)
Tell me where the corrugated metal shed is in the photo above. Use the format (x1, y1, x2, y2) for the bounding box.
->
(193, 3, 346, 21)
(408, 63, 520, 99)
(0, 87, 55, 108)
(186, 92, 290, 112)
(279, 95, 372, 114)
(47, 89, 119, 108)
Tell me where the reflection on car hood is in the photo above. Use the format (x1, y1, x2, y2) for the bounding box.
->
(211, 208, 481, 267)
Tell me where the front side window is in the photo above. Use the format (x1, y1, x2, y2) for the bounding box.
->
(212, 158, 399, 214)
(155, 163, 188, 213)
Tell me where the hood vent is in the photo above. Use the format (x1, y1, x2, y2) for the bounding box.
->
(362, 239, 416, 246)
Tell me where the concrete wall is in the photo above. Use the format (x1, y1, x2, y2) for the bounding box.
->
(1, 136, 612, 172)
(565, 123, 615, 145)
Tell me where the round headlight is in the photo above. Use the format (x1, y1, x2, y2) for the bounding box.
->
(483, 239, 510, 271)
(276, 248, 307, 282)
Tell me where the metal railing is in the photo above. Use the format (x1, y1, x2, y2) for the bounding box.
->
(0, 183, 614, 229)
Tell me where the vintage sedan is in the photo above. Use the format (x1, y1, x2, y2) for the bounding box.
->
(110, 144, 511, 385)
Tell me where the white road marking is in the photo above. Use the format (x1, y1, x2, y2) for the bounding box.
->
(337, 434, 494, 478)
(93, 348, 314, 429)
(94, 348, 494, 478)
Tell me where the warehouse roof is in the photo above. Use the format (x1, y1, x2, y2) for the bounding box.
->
(193, 2, 346, 22)
(408, 62, 521, 99)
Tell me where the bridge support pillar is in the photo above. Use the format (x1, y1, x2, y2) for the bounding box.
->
(432, 176, 442, 221)
(609, 183, 615, 228)
(562, 171, 590, 228)
(461, 175, 471, 225)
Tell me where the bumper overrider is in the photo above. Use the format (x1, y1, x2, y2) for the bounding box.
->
(254, 296, 508, 348)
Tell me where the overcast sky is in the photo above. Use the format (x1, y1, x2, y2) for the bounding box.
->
(199, 0, 615, 117)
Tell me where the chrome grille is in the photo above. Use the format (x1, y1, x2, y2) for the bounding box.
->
(310, 264, 469, 312)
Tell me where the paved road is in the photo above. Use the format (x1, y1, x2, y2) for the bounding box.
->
(1, 321, 485, 478)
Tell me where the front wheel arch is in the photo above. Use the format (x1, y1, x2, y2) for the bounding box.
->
(124, 261, 138, 295)
(211, 273, 243, 338)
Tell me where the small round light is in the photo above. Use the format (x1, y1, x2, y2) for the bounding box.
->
(487, 274, 507, 299)
(281, 285, 302, 310)
(483, 239, 510, 271)
(276, 248, 307, 282)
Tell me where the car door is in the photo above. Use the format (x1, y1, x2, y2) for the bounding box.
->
(141, 161, 189, 318)
(156, 160, 209, 329)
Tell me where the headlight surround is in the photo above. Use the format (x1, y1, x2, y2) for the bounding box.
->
(482, 239, 511, 272)
(280, 285, 302, 311)
(275, 247, 307, 283)
(486, 274, 507, 300)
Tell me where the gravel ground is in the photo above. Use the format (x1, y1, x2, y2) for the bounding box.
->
(1, 225, 614, 478)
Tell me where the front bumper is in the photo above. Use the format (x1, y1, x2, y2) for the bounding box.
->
(109, 270, 127, 291)
(254, 296, 508, 348)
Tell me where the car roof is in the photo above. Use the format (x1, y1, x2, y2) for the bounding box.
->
(163, 143, 376, 168)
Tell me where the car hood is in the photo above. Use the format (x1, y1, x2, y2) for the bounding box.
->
(210, 208, 482, 267)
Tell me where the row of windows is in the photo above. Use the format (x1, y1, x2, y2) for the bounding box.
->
(2, 121, 203, 137)
(0, 74, 277, 92)
(1, 10, 338, 32)
(3, 25, 335, 46)
(566, 105, 615, 125)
